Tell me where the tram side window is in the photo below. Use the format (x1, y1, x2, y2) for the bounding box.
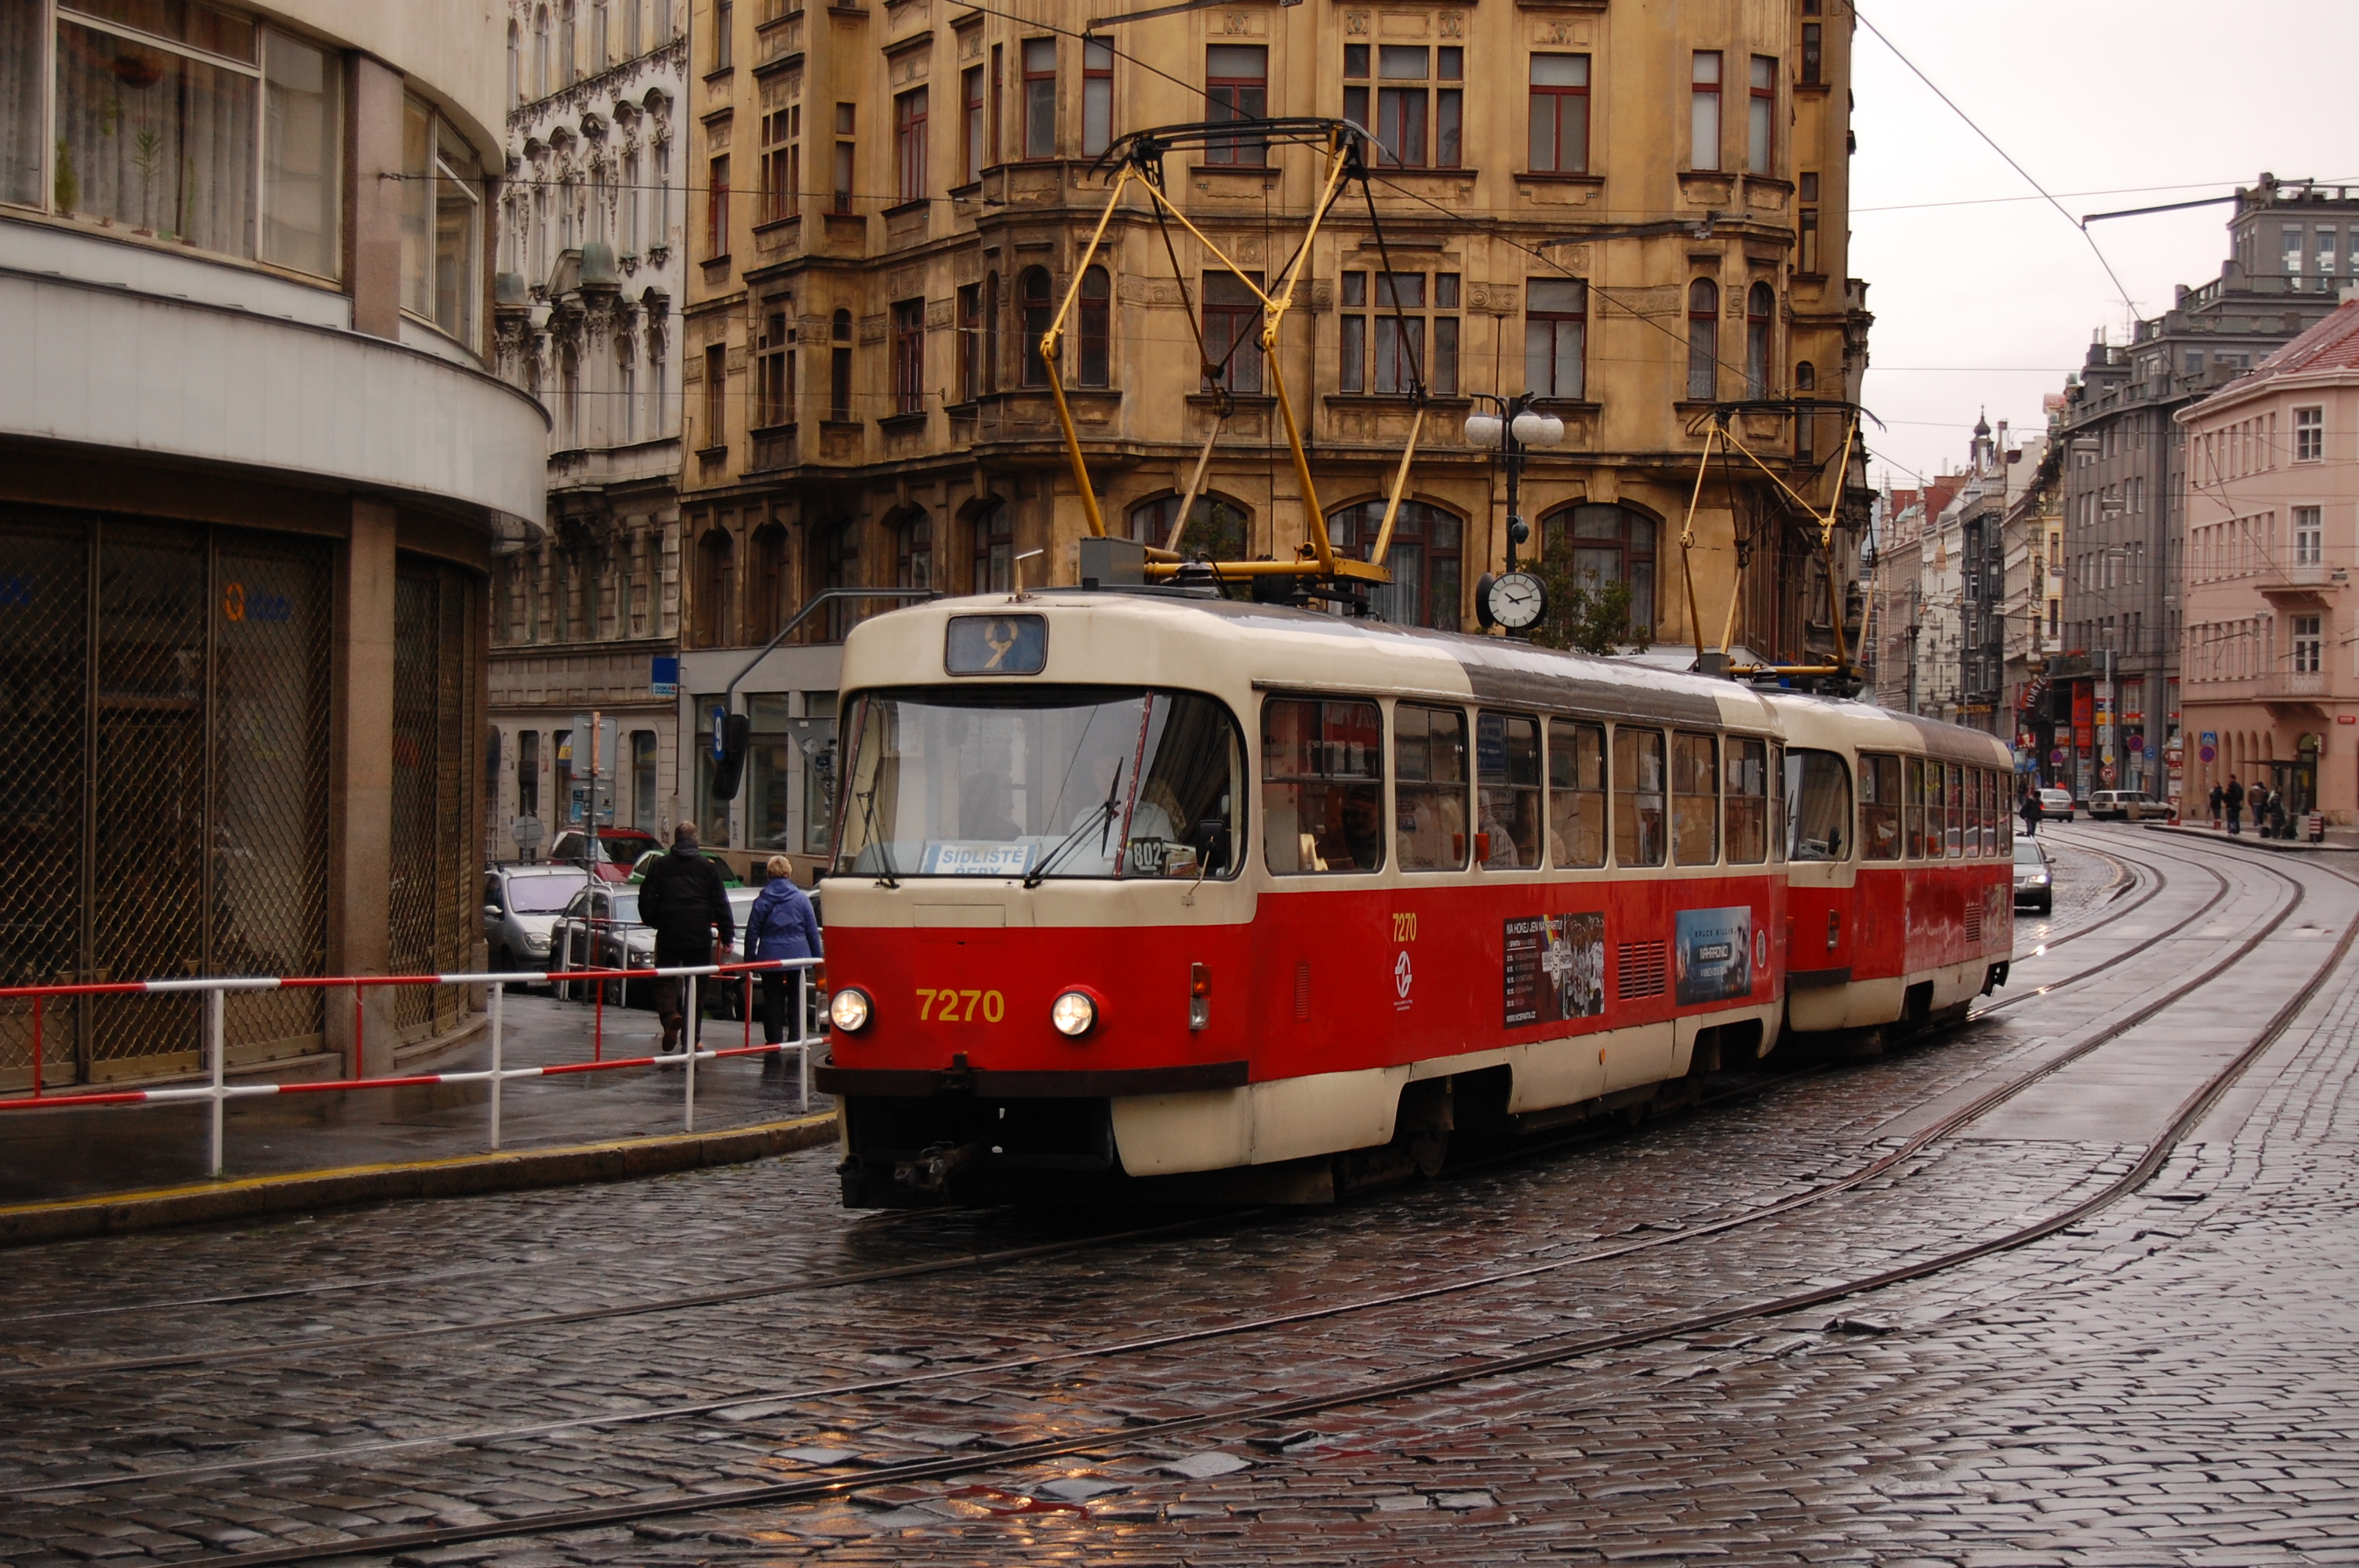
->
(1725, 736, 1768, 864)
(1946, 763, 1965, 857)
(1672, 731, 1719, 865)
(1999, 776, 2013, 851)
(1857, 753, 1902, 860)
(1613, 725, 1667, 867)
(1982, 769, 2000, 853)
(1768, 741, 1786, 863)
(1396, 703, 1471, 871)
(1476, 712, 1542, 868)
(1547, 718, 1607, 868)
(1786, 747, 1851, 861)
(1263, 696, 1384, 874)
(1906, 756, 1932, 859)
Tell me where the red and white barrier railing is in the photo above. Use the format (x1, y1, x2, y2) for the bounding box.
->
(0, 959, 821, 1178)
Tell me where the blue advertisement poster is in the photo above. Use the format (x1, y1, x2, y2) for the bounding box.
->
(1674, 906, 1753, 1004)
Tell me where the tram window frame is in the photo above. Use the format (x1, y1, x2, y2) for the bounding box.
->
(1945, 763, 1965, 857)
(1983, 769, 2001, 854)
(1672, 731, 1719, 865)
(1725, 735, 1768, 865)
(1261, 695, 1385, 875)
(1396, 702, 1471, 872)
(1768, 741, 1786, 863)
(1858, 753, 1902, 861)
(1612, 724, 1667, 867)
(1905, 755, 1930, 859)
(1547, 717, 1607, 869)
(1999, 779, 2013, 851)
(1476, 711, 1543, 869)
(1785, 747, 1852, 862)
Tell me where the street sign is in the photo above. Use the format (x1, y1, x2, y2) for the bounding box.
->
(651, 655, 679, 698)
(2128, 734, 2144, 753)
(2199, 744, 2217, 762)
(2100, 764, 2117, 783)
(2201, 731, 2217, 746)
(2050, 748, 2066, 766)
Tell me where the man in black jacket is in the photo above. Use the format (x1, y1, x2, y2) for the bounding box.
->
(638, 821, 737, 1052)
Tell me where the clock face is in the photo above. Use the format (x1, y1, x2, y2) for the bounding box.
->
(1487, 570, 1547, 631)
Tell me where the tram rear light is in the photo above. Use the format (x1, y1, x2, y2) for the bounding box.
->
(1190, 962, 1211, 1032)
(1826, 910, 1841, 951)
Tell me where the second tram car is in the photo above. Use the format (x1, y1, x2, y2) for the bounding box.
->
(813, 590, 2014, 1207)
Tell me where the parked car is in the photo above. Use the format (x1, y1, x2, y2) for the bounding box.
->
(626, 848, 744, 886)
(553, 885, 776, 1011)
(2013, 839, 2054, 914)
(547, 828, 660, 883)
(2037, 786, 2075, 821)
(2088, 789, 2158, 822)
(483, 865, 591, 978)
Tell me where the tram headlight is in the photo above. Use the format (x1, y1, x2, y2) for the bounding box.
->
(828, 987, 873, 1033)
(1050, 989, 1098, 1038)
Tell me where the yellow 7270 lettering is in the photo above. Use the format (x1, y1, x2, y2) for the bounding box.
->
(917, 987, 1005, 1023)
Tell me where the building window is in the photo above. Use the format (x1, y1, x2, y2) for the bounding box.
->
(1528, 55, 1589, 173)
(983, 270, 1001, 394)
(534, 5, 551, 98)
(811, 519, 859, 641)
(972, 499, 1012, 593)
(2295, 615, 2323, 674)
(2296, 506, 2323, 565)
(1525, 278, 1586, 399)
(896, 511, 932, 588)
(703, 342, 728, 451)
(891, 298, 925, 415)
(508, 20, 523, 106)
(829, 308, 852, 420)
(1686, 278, 1718, 400)
(750, 522, 788, 642)
(1801, 23, 1823, 85)
(1747, 55, 1776, 174)
(623, 0, 643, 57)
(1201, 270, 1264, 394)
(1023, 38, 1056, 158)
(1082, 38, 1113, 156)
(761, 102, 799, 221)
(1020, 266, 1052, 387)
(1745, 281, 1773, 397)
(1078, 265, 1111, 387)
(705, 154, 729, 256)
(1798, 204, 1819, 274)
(1543, 503, 1657, 639)
(712, 0, 732, 69)
(591, 0, 609, 70)
(695, 528, 734, 648)
(962, 64, 986, 180)
(1690, 52, 1721, 170)
(1206, 44, 1267, 165)
(756, 302, 793, 426)
(894, 87, 926, 201)
(560, 0, 577, 83)
(956, 281, 983, 401)
(1336, 270, 1459, 395)
(631, 731, 659, 832)
(1329, 500, 1462, 630)
(1129, 493, 1250, 558)
(832, 101, 854, 211)
(1347, 44, 1460, 169)
(2296, 406, 2324, 461)
(399, 100, 485, 343)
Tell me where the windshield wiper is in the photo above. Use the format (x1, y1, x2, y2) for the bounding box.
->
(855, 785, 899, 889)
(1025, 760, 1125, 888)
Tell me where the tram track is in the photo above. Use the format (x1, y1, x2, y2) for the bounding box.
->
(1, 834, 2324, 1519)
(137, 833, 2359, 1566)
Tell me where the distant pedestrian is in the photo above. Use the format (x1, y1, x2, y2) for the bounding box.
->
(2020, 782, 2041, 837)
(637, 821, 736, 1052)
(743, 856, 823, 1069)
(2267, 786, 2288, 840)
(2207, 782, 2224, 831)
(2225, 776, 2245, 837)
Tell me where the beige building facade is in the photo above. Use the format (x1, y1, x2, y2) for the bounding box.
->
(2179, 297, 2359, 826)
(674, 0, 1869, 870)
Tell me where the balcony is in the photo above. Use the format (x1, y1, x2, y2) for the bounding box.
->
(2256, 670, 2332, 703)
(2259, 563, 2343, 601)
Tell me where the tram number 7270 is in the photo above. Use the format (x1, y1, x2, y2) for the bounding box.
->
(917, 988, 1007, 1023)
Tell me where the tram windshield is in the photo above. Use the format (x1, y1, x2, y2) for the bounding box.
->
(834, 687, 1244, 880)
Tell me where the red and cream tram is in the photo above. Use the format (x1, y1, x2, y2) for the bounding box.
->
(812, 591, 2016, 1207)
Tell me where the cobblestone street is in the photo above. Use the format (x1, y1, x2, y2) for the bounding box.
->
(4, 827, 2357, 1566)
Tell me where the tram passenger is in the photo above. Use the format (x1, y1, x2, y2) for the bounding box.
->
(1336, 783, 1385, 870)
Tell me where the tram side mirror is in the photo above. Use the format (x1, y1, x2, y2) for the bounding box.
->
(710, 713, 752, 800)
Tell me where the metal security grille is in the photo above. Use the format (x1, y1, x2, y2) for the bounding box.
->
(0, 513, 334, 1089)
(387, 560, 482, 1041)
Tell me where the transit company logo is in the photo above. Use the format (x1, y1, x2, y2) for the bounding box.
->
(1394, 949, 1414, 1011)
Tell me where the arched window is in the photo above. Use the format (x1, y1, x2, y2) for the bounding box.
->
(1078, 266, 1111, 387)
(507, 22, 522, 107)
(893, 509, 932, 589)
(1328, 499, 1463, 629)
(1541, 503, 1657, 641)
(1686, 278, 1718, 401)
(1745, 281, 1774, 398)
(810, 519, 860, 641)
(1020, 267, 1052, 387)
(1794, 359, 1816, 391)
(829, 308, 853, 421)
(560, 2, 578, 87)
(1128, 493, 1249, 558)
(694, 527, 734, 648)
(970, 499, 1012, 593)
(535, 6, 551, 97)
(749, 522, 789, 644)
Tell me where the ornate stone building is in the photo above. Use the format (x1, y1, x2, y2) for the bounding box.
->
(677, 0, 1871, 869)
(488, 0, 692, 857)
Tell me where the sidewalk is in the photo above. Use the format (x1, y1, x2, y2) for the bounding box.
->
(0, 986, 838, 1244)
(2142, 819, 2359, 853)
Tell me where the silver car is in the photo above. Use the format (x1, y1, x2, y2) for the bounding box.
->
(484, 865, 591, 976)
(2012, 840, 2053, 914)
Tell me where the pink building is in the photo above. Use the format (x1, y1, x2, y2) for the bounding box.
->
(2179, 296, 2359, 824)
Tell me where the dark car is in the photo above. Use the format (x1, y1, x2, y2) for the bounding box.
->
(547, 828, 660, 883)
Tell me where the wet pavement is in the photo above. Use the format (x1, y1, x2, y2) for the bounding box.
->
(2, 826, 2357, 1566)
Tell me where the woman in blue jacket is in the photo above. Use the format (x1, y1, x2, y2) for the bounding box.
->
(743, 857, 823, 1061)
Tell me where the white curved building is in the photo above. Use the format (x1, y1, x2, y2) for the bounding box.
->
(0, 0, 547, 1086)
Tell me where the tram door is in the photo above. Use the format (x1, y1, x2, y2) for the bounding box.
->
(1782, 746, 1859, 1026)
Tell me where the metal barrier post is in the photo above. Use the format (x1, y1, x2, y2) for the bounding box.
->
(29, 996, 40, 1100)
(796, 967, 810, 1111)
(207, 988, 225, 1178)
(351, 984, 365, 1080)
(489, 980, 505, 1152)
(593, 938, 605, 1058)
(684, 971, 698, 1132)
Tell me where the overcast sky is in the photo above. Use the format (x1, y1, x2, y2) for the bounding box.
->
(1849, 1, 2359, 490)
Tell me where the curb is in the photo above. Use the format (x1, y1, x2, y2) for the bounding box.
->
(0, 1112, 838, 1249)
(2141, 822, 2359, 854)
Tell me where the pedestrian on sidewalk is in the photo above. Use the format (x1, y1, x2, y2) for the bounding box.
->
(2225, 775, 2245, 836)
(638, 820, 736, 1053)
(2208, 782, 2224, 831)
(2267, 786, 2288, 840)
(2019, 782, 2041, 837)
(743, 856, 823, 1070)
